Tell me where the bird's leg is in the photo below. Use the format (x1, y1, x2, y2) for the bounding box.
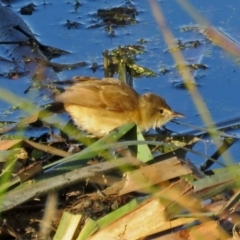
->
(156, 126, 174, 135)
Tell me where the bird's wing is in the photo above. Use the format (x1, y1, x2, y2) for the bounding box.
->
(55, 78, 139, 112)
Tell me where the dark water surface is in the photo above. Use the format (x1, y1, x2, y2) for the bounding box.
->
(0, 0, 240, 165)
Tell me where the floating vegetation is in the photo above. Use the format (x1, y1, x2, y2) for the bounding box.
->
(176, 63, 208, 71)
(167, 39, 201, 52)
(88, 3, 138, 36)
(103, 45, 157, 85)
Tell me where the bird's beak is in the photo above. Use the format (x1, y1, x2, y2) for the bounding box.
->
(172, 111, 185, 118)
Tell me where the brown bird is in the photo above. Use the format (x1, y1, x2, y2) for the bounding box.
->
(55, 77, 185, 137)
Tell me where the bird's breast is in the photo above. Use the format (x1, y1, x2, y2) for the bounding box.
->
(64, 104, 141, 136)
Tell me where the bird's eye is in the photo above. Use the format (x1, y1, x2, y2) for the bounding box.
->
(159, 109, 164, 114)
